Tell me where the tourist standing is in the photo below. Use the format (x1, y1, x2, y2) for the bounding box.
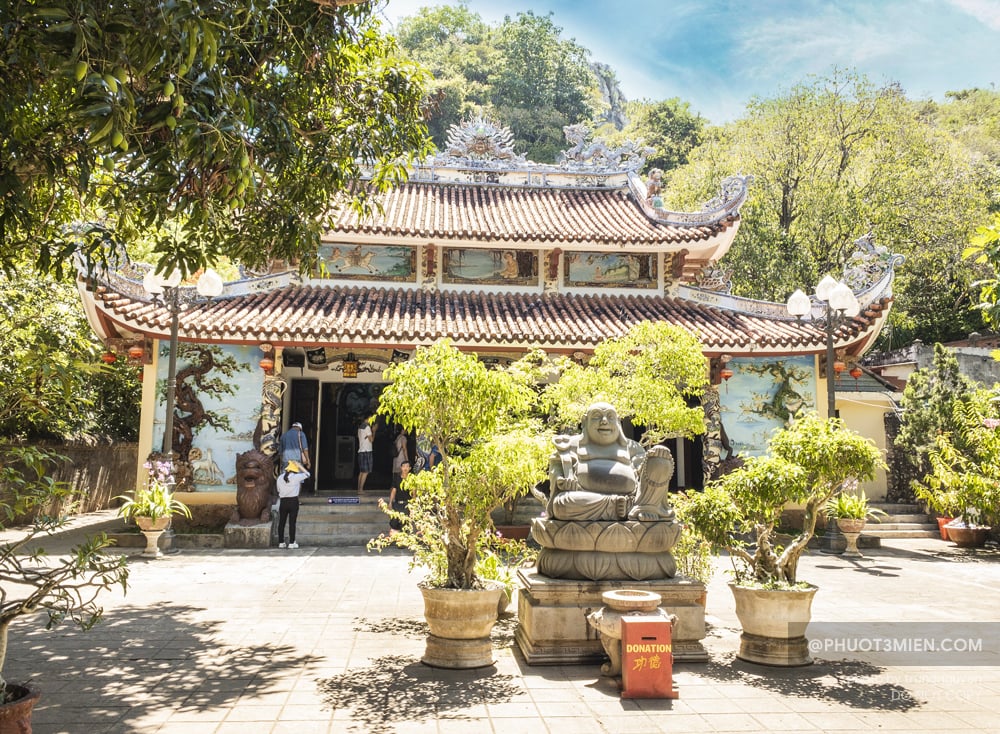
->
(276, 460, 310, 549)
(280, 421, 310, 470)
(357, 414, 374, 492)
(382, 461, 412, 535)
(391, 427, 409, 490)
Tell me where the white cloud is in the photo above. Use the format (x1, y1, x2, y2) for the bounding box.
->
(947, 0, 1000, 30)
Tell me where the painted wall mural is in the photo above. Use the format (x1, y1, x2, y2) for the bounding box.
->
(564, 251, 657, 288)
(153, 344, 262, 492)
(718, 356, 816, 458)
(317, 244, 416, 281)
(443, 248, 538, 285)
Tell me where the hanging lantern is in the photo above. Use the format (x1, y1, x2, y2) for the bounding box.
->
(849, 366, 863, 380)
(342, 352, 359, 379)
(100, 351, 117, 364)
(833, 359, 847, 374)
(128, 343, 145, 361)
(720, 367, 734, 381)
(259, 355, 275, 373)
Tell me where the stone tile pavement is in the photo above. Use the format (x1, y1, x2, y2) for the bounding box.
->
(2, 512, 999, 733)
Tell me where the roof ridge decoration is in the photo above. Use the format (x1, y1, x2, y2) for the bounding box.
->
(842, 232, 905, 291)
(629, 171, 753, 227)
(417, 117, 653, 184)
(557, 124, 654, 173)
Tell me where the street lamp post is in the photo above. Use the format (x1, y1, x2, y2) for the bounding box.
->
(142, 268, 225, 456)
(786, 275, 861, 419)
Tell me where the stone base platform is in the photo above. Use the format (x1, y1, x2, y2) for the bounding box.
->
(514, 570, 708, 665)
(224, 521, 271, 549)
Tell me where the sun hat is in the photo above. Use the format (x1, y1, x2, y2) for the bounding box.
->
(292, 421, 302, 428)
(286, 460, 304, 473)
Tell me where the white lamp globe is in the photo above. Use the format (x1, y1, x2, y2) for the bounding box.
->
(196, 268, 225, 298)
(829, 281, 858, 313)
(815, 274, 839, 302)
(786, 289, 812, 318)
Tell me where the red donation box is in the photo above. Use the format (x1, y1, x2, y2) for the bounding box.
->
(620, 615, 677, 699)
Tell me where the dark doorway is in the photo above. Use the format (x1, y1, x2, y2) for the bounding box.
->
(314, 382, 394, 491)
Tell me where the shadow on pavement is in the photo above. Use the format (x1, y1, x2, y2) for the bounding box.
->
(8, 604, 322, 733)
(690, 651, 922, 711)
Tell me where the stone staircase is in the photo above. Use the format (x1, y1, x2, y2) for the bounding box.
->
(288, 493, 394, 547)
(863, 502, 940, 539)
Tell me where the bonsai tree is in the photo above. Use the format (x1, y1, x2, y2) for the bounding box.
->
(541, 321, 709, 446)
(682, 412, 884, 586)
(0, 446, 129, 702)
(914, 389, 1000, 528)
(370, 339, 549, 590)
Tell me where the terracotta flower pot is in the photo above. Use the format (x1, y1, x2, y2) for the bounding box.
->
(946, 525, 990, 548)
(936, 517, 953, 541)
(0, 684, 40, 734)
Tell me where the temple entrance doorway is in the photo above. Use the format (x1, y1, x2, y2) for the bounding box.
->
(312, 381, 394, 492)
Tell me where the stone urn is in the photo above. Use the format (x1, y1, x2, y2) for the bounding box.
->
(836, 517, 867, 558)
(135, 516, 171, 558)
(420, 584, 503, 669)
(729, 582, 818, 667)
(0, 683, 40, 734)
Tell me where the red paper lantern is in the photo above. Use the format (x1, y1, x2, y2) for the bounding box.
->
(259, 356, 275, 372)
(128, 344, 145, 361)
(100, 351, 117, 364)
(833, 359, 847, 374)
(720, 367, 734, 381)
(849, 366, 863, 380)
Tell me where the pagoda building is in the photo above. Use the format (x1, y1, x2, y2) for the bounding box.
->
(77, 119, 900, 501)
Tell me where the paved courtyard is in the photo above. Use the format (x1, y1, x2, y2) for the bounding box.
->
(4, 512, 999, 733)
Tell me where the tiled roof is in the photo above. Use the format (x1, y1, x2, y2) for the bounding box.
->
(328, 182, 731, 248)
(90, 284, 887, 357)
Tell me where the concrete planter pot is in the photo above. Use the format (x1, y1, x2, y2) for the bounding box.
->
(729, 582, 818, 667)
(419, 584, 503, 669)
(134, 516, 171, 558)
(0, 684, 40, 734)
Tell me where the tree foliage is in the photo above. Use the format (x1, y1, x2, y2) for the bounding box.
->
(666, 70, 991, 346)
(1, 0, 430, 278)
(394, 5, 602, 161)
(372, 339, 546, 590)
(542, 322, 709, 445)
(613, 98, 705, 172)
(0, 272, 139, 441)
(895, 343, 979, 482)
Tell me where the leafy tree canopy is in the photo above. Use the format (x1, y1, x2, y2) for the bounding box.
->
(395, 4, 602, 161)
(0, 0, 430, 278)
(666, 69, 991, 347)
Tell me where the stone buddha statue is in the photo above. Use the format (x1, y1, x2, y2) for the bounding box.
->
(531, 402, 681, 581)
(548, 402, 675, 523)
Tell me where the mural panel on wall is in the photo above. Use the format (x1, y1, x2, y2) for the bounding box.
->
(719, 356, 816, 458)
(317, 244, 416, 282)
(153, 344, 261, 492)
(443, 248, 538, 285)
(564, 251, 657, 288)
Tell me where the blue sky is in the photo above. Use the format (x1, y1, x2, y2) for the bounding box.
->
(379, 0, 1000, 123)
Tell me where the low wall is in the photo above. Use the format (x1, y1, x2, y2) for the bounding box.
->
(1, 442, 138, 524)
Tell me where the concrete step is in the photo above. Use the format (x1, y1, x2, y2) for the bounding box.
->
(282, 494, 393, 547)
(871, 502, 925, 515)
(863, 527, 941, 539)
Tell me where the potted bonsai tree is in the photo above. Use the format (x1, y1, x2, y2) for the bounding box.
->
(116, 456, 192, 558)
(914, 389, 1000, 548)
(824, 488, 887, 557)
(682, 412, 883, 666)
(368, 339, 549, 668)
(1, 446, 129, 729)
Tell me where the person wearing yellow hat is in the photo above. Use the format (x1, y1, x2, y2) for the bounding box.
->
(276, 460, 310, 549)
